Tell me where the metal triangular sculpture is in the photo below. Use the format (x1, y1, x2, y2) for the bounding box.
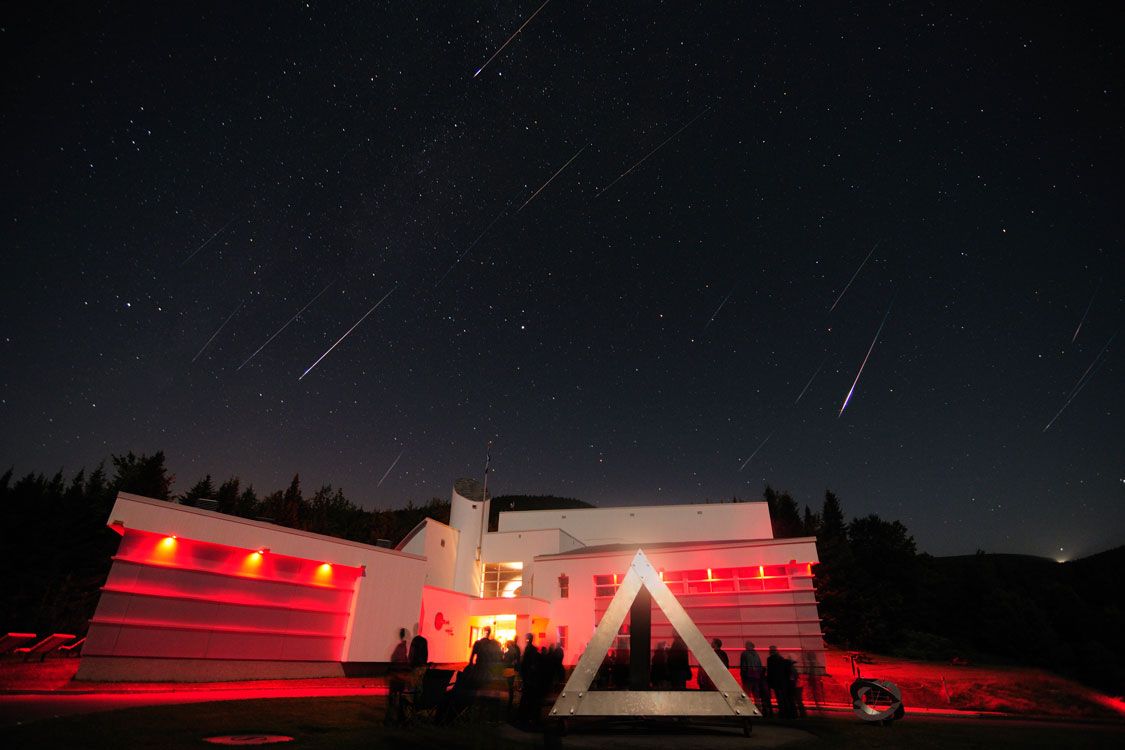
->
(551, 549, 760, 720)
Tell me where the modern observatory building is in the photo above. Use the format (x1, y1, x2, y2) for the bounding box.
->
(77, 480, 825, 682)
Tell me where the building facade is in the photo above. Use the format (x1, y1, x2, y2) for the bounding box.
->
(78, 480, 824, 681)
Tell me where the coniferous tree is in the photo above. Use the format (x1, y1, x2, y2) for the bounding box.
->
(813, 489, 857, 646)
(111, 451, 174, 499)
(181, 475, 216, 506)
(216, 477, 242, 515)
(764, 485, 803, 538)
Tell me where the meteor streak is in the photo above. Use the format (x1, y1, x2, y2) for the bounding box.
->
(377, 448, 406, 487)
(433, 198, 516, 288)
(518, 145, 585, 212)
(181, 218, 234, 266)
(472, 0, 551, 78)
(739, 432, 773, 471)
(829, 242, 879, 313)
(237, 283, 333, 371)
(795, 354, 829, 405)
(299, 285, 397, 381)
(838, 296, 895, 417)
(1072, 279, 1102, 343)
(192, 300, 245, 363)
(596, 106, 712, 198)
(1043, 331, 1116, 432)
(703, 288, 735, 330)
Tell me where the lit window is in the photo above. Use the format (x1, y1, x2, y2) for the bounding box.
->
(482, 562, 523, 598)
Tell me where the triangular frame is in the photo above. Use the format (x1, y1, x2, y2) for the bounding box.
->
(551, 549, 760, 719)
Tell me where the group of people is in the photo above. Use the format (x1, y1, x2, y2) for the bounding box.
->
(469, 626, 566, 726)
(388, 625, 821, 725)
(739, 641, 822, 719)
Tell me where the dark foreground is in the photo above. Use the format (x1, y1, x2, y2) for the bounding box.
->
(1, 695, 1123, 749)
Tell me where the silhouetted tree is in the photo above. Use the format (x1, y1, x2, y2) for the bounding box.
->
(216, 477, 242, 515)
(181, 475, 216, 506)
(111, 451, 174, 499)
(764, 485, 803, 538)
(802, 505, 821, 537)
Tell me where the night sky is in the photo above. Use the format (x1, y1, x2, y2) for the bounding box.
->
(3, 2, 1122, 558)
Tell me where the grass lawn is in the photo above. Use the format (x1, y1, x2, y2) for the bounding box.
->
(2, 696, 1124, 750)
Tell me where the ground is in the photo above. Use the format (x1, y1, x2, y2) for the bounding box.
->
(2, 695, 1124, 749)
(2, 652, 1124, 748)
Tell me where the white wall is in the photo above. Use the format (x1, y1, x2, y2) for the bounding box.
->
(92, 493, 428, 669)
(481, 528, 583, 599)
(419, 585, 473, 663)
(497, 502, 774, 546)
(449, 485, 488, 595)
(532, 538, 823, 667)
(400, 519, 459, 590)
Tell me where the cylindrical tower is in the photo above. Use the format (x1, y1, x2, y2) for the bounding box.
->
(449, 478, 489, 596)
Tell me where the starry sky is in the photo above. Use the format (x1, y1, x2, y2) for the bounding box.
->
(2, 2, 1121, 558)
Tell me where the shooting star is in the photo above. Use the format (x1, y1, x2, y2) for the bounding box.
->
(377, 448, 406, 487)
(794, 354, 829, 405)
(838, 295, 895, 417)
(517, 145, 586, 212)
(1043, 331, 1116, 432)
(237, 283, 333, 371)
(829, 242, 879, 313)
(299, 285, 397, 381)
(192, 300, 245, 363)
(703, 288, 735, 330)
(181, 218, 234, 266)
(739, 432, 773, 471)
(1072, 279, 1102, 343)
(472, 0, 551, 78)
(433, 197, 518, 289)
(596, 106, 712, 198)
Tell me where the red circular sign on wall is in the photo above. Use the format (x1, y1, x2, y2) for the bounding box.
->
(434, 612, 445, 630)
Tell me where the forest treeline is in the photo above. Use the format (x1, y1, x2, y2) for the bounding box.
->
(1, 451, 1121, 694)
(763, 486, 1124, 695)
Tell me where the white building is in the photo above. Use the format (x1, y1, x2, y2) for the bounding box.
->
(78, 480, 825, 681)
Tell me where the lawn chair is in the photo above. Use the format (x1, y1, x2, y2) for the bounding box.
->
(58, 636, 86, 657)
(0, 633, 37, 655)
(401, 668, 454, 725)
(13, 633, 75, 662)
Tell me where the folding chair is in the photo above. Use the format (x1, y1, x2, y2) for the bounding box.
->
(0, 633, 36, 655)
(401, 668, 454, 724)
(13, 633, 75, 662)
(59, 636, 86, 657)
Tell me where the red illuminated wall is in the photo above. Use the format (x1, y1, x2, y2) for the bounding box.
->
(84, 529, 363, 662)
(593, 562, 822, 661)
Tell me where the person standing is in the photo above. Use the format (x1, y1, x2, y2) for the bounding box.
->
(651, 641, 669, 688)
(517, 633, 542, 727)
(409, 629, 429, 667)
(668, 635, 690, 690)
(801, 649, 824, 709)
(740, 641, 771, 718)
(700, 638, 729, 690)
(503, 638, 522, 711)
(469, 625, 501, 691)
(767, 645, 791, 718)
(386, 627, 410, 725)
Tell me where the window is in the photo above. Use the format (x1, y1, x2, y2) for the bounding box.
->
(482, 562, 523, 598)
(558, 574, 569, 599)
(593, 563, 814, 597)
(557, 625, 568, 654)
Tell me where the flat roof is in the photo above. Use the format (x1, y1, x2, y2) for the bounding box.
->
(498, 500, 767, 518)
(114, 492, 423, 560)
(534, 536, 819, 561)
